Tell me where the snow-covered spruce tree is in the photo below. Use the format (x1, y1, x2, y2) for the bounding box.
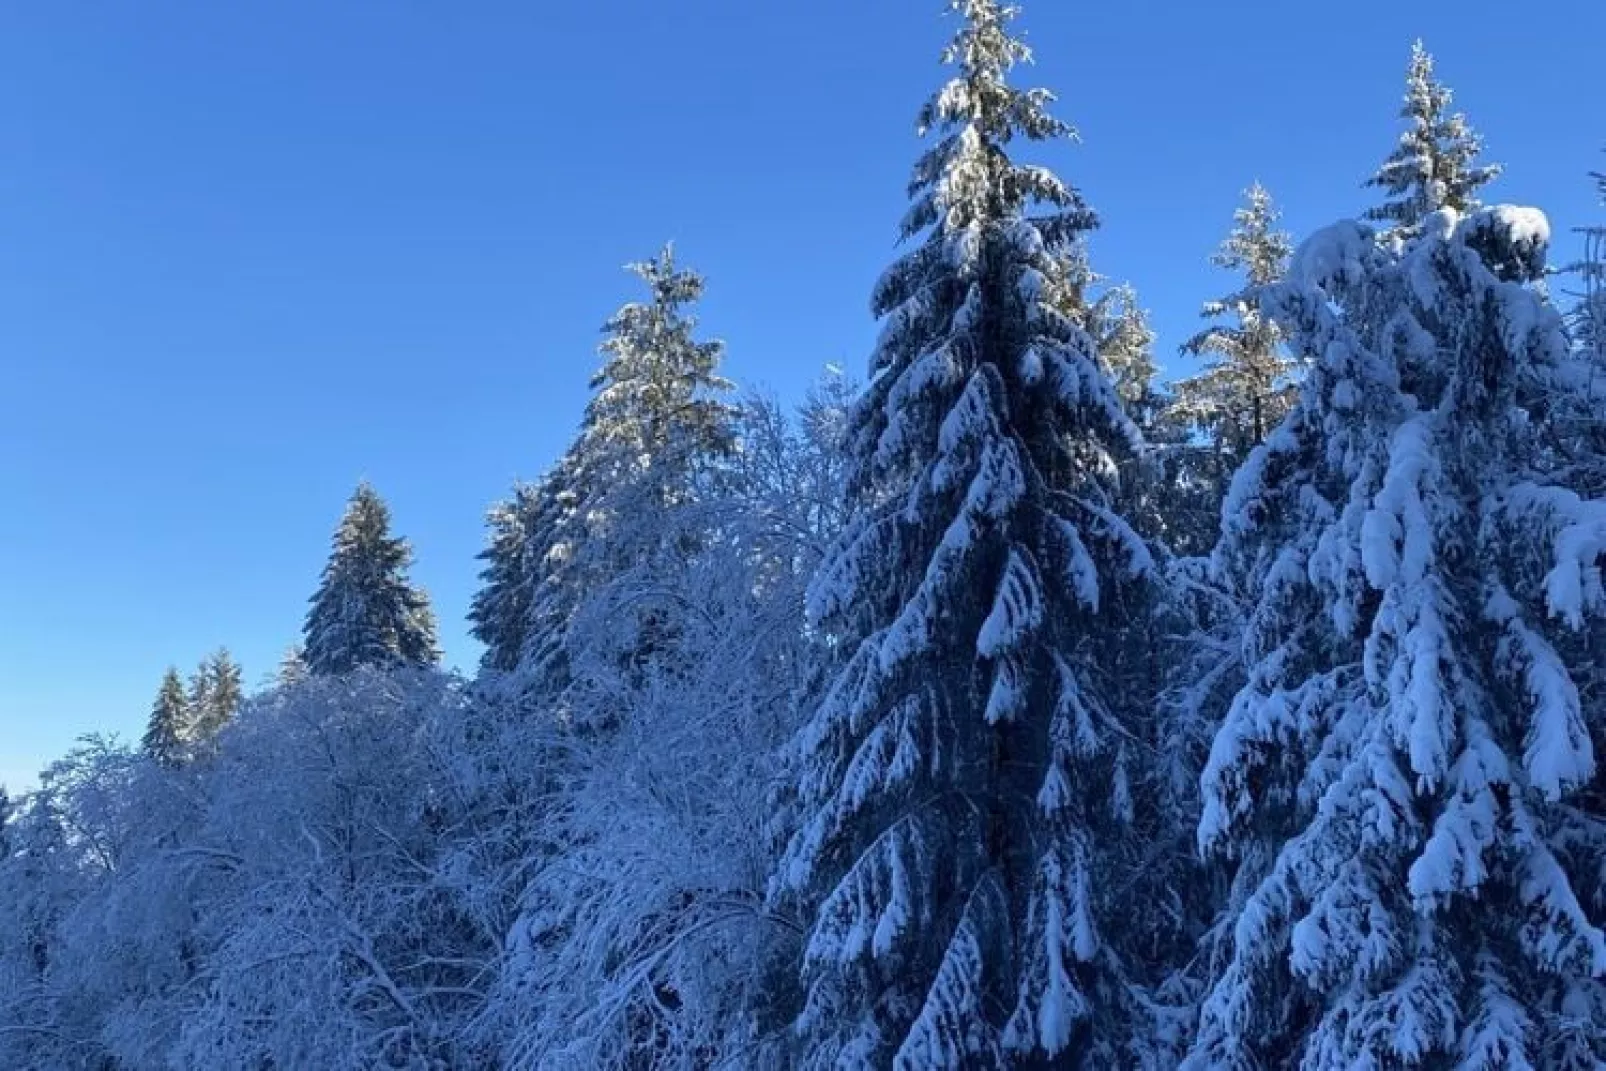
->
(577, 244, 736, 499)
(275, 644, 308, 687)
(1569, 156, 1605, 368)
(518, 245, 737, 708)
(1365, 40, 1500, 236)
(1154, 185, 1299, 559)
(1090, 283, 1161, 425)
(303, 483, 440, 677)
(190, 648, 243, 743)
(468, 480, 544, 676)
(1053, 248, 1163, 429)
(775, 2, 1164, 1065)
(564, 244, 737, 590)
(471, 467, 581, 700)
(1048, 250, 1196, 551)
(142, 667, 191, 767)
(1173, 183, 1298, 468)
(1188, 207, 1606, 1068)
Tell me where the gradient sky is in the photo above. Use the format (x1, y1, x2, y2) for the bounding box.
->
(2, 0, 1602, 790)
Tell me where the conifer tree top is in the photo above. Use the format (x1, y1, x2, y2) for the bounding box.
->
(1173, 182, 1297, 458)
(1213, 182, 1290, 288)
(142, 666, 191, 767)
(303, 482, 439, 676)
(1364, 40, 1499, 232)
(579, 243, 735, 480)
(899, 0, 1095, 249)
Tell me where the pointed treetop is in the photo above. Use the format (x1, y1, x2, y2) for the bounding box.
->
(1215, 181, 1291, 287)
(1173, 182, 1299, 461)
(579, 243, 736, 497)
(1364, 40, 1500, 231)
(303, 482, 440, 676)
(142, 666, 191, 768)
(276, 644, 309, 687)
(624, 241, 701, 312)
(902, 0, 1094, 245)
(468, 481, 548, 675)
(193, 649, 243, 741)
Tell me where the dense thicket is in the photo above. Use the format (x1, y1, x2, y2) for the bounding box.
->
(3, 7, 1602, 1069)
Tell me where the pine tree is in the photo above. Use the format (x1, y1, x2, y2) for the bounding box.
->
(192, 649, 243, 741)
(1188, 206, 1606, 1067)
(1173, 182, 1297, 464)
(303, 483, 440, 677)
(1091, 283, 1160, 421)
(774, 3, 1159, 1064)
(468, 481, 544, 676)
(513, 469, 585, 693)
(142, 668, 191, 767)
(0, 786, 11, 861)
(483, 247, 738, 702)
(1570, 153, 1605, 366)
(1364, 40, 1500, 234)
(1054, 247, 1163, 428)
(276, 645, 309, 687)
(569, 243, 736, 557)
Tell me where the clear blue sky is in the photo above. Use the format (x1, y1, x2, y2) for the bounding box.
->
(2, 0, 1601, 789)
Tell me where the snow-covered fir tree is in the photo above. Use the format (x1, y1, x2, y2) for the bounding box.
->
(1365, 41, 1500, 235)
(775, 2, 1165, 1064)
(1188, 205, 1606, 1068)
(0, 786, 10, 861)
(1092, 283, 1160, 421)
(1569, 156, 1605, 367)
(190, 648, 243, 743)
(1162, 183, 1299, 556)
(1173, 183, 1297, 464)
(141, 667, 191, 767)
(564, 243, 737, 586)
(1054, 246, 1163, 430)
(477, 246, 737, 705)
(579, 244, 735, 496)
(303, 483, 440, 677)
(468, 481, 544, 676)
(275, 644, 308, 687)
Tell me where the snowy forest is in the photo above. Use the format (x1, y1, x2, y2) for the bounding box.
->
(4, 1, 1606, 1067)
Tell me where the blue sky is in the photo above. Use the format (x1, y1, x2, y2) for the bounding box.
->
(1, 0, 1601, 789)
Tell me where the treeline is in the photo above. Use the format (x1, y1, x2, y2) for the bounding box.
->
(2, 2, 1604, 1068)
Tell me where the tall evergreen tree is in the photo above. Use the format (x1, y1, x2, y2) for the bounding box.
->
(0, 786, 11, 861)
(275, 645, 309, 688)
(1188, 206, 1606, 1067)
(192, 649, 243, 741)
(142, 667, 191, 767)
(1173, 183, 1297, 464)
(1054, 248, 1162, 427)
(303, 483, 440, 677)
(1364, 40, 1500, 234)
(1570, 154, 1605, 366)
(775, 2, 1160, 1064)
(1163, 183, 1299, 557)
(1090, 282, 1160, 422)
(478, 247, 738, 702)
(468, 481, 544, 676)
(568, 243, 736, 556)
